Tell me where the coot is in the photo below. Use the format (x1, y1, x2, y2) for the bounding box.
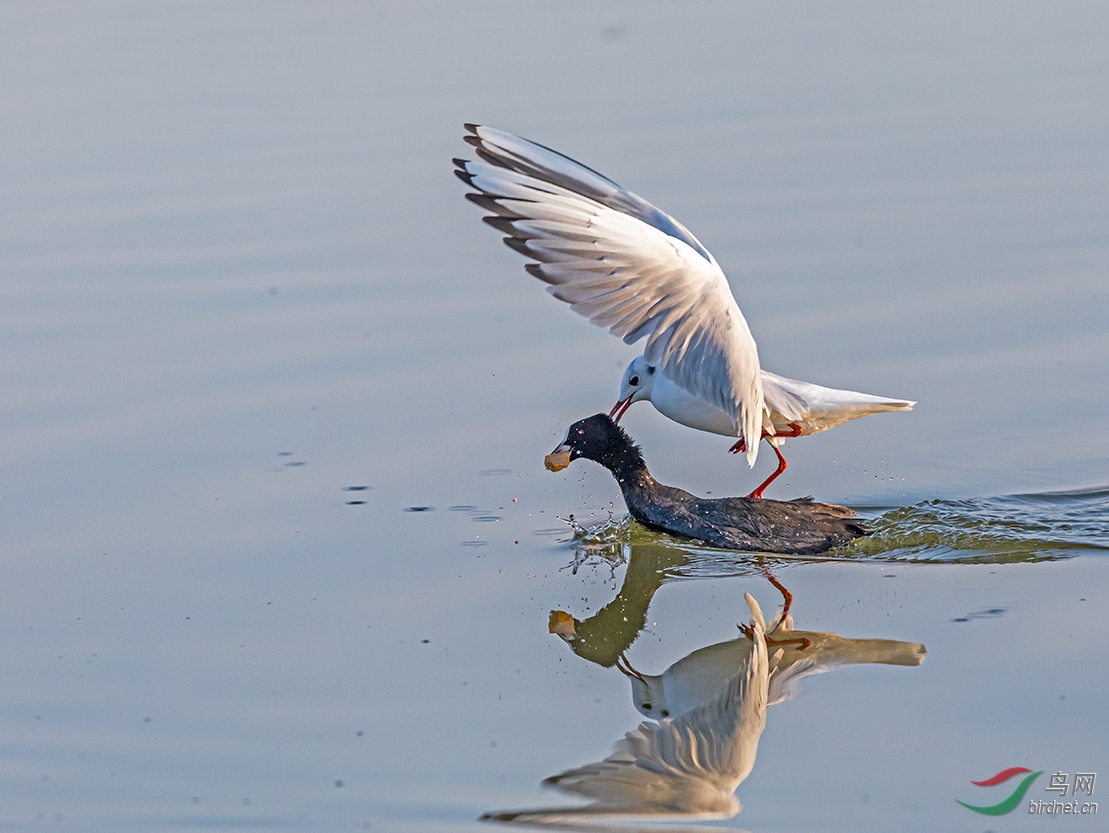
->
(545, 414, 868, 554)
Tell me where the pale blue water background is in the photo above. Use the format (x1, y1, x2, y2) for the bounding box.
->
(1, 2, 1107, 830)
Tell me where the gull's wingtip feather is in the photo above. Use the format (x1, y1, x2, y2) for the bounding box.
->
(744, 592, 766, 631)
(529, 263, 556, 284)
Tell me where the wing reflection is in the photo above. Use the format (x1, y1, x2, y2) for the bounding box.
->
(482, 594, 771, 827)
(617, 577, 925, 721)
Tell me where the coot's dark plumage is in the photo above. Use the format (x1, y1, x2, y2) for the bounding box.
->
(546, 414, 868, 555)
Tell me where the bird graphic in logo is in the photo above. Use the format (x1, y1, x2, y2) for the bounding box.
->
(956, 767, 1043, 815)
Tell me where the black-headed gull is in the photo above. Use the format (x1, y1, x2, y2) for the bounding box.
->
(481, 593, 772, 824)
(454, 124, 768, 470)
(611, 355, 915, 498)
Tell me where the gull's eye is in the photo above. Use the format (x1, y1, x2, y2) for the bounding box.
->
(660, 709, 669, 717)
(629, 375, 640, 386)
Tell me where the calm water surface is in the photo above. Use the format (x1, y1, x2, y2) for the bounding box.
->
(1, 2, 1107, 831)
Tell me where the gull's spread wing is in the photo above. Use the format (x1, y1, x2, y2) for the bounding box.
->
(455, 124, 765, 464)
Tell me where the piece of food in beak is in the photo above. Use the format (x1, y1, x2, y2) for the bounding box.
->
(544, 450, 571, 472)
(548, 610, 576, 639)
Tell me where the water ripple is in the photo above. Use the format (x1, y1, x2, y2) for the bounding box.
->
(559, 486, 1109, 569)
(852, 486, 1109, 562)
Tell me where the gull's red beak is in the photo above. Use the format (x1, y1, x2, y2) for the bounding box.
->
(608, 396, 633, 423)
(615, 653, 646, 684)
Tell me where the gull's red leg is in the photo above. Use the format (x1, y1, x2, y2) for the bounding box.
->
(746, 441, 788, 499)
(778, 422, 803, 439)
(732, 423, 802, 455)
(743, 423, 803, 499)
(763, 570, 794, 623)
(741, 562, 810, 647)
(767, 635, 812, 650)
(737, 622, 811, 650)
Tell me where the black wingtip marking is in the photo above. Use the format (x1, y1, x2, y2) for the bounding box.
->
(503, 237, 534, 257)
(481, 215, 522, 234)
(475, 146, 515, 169)
(465, 193, 516, 217)
(525, 263, 555, 284)
(465, 192, 495, 210)
(482, 216, 519, 235)
(466, 193, 536, 218)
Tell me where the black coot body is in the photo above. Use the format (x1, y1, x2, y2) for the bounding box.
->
(549, 414, 868, 555)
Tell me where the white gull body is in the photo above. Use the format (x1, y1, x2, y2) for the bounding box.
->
(611, 355, 915, 496)
(481, 594, 774, 824)
(455, 124, 769, 466)
(615, 355, 915, 439)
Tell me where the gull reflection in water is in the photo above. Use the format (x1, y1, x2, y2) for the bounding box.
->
(615, 576, 926, 721)
(482, 593, 773, 828)
(484, 539, 928, 829)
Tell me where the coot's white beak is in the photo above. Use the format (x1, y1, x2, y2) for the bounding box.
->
(608, 395, 633, 423)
